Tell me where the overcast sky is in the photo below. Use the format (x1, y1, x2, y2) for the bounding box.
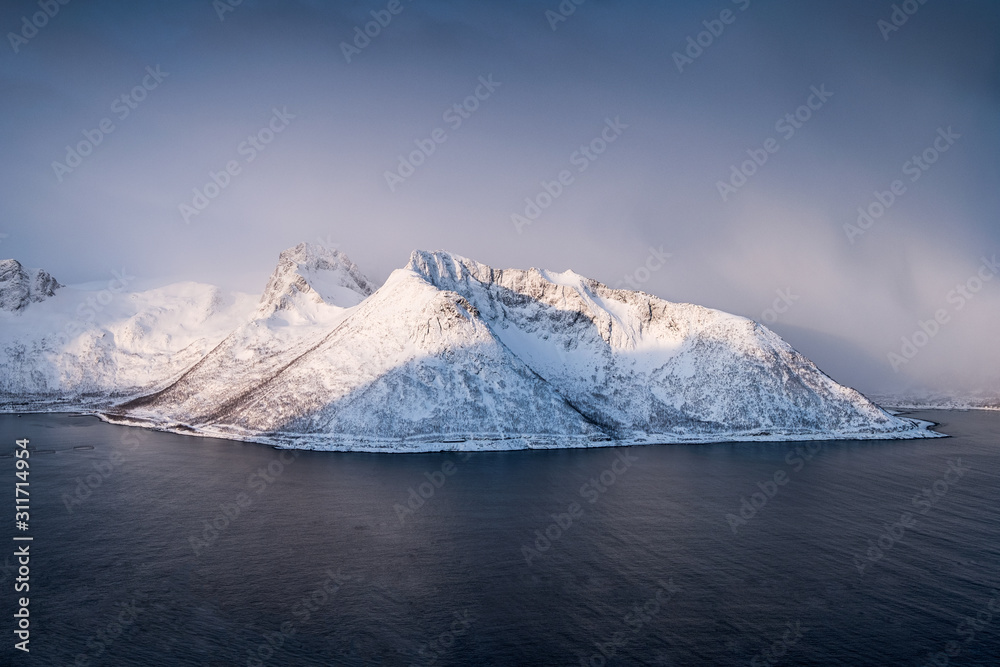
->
(1, 0, 998, 396)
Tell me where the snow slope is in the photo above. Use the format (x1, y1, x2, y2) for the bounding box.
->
(115, 244, 375, 423)
(0, 268, 256, 409)
(101, 248, 937, 451)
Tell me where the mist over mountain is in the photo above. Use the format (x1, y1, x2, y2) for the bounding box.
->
(0, 244, 940, 451)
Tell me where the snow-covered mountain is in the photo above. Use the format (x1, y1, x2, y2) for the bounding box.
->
(1, 244, 938, 450)
(0, 265, 256, 409)
(870, 391, 1000, 411)
(113, 244, 374, 424)
(254, 242, 375, 319)
(102, 246, 934, 450)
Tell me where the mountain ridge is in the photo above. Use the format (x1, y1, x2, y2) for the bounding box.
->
(1, 244, 941, 450)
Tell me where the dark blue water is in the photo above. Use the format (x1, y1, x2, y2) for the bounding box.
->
(0, 411, 997, 666)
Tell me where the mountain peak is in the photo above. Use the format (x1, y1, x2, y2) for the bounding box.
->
(254, 244, 375, 319)
(407, 249, 476, 274)
(0, 259, 62, 312)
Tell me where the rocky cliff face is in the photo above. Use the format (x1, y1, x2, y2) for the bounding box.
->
(254, 243, 375, 319)
(0, 259, 61, 312)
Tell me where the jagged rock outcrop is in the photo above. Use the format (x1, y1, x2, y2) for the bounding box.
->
(0, 259, 61, 312)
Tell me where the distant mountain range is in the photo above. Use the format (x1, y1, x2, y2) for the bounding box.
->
(0, 244, 941, 451)
(870, 393, 999, 411)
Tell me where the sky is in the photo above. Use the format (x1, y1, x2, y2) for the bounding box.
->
(1, 0, 998, 396)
